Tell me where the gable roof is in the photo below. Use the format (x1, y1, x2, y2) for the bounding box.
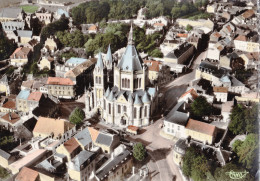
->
(0, 7, 23, 19)
(186, 119, 216, 136)
(11, 47, 31, 59)
(2, 100, 16, 109)
(33, 117, 74, 138)
(63, 137, 80, 154)
(180, 88, 198, 100)
(88, 127, 99, 142)
(213, 86, 228, 93)
(28, 92, 43, 102)
(242, 9, 255, 19)
(74, 127, 92, 147)
(144, 60, 161, 72)
(1, 112, 20, 124)
(70, 150, 94, 171)
(16, 167, 39, 181)
(17, 30, 32, 38)
(95, 132, 113, 146)
(17, 90, 30, 100)
(47, 77, 74, 86)
(235, 35, 247, 41)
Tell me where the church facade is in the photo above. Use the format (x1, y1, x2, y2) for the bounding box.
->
(85, 26, 158, 127)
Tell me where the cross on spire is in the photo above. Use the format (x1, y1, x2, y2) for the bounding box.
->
(128, 23, 134, 45)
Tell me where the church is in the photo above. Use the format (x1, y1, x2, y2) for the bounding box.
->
(85, 25, 158, 127)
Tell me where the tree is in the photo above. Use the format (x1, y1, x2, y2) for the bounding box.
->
(232, 134, 258, 172)
(133, 142, 146, 161)
(214, 162, 254, 181)
(191, 96, 212, 118)
(186, 24, 193, 31)
(229, 104, 257, 135)
(149, 48, 163, 58)
(69, 107, 85, 125)
(182, 146, 211, 181)
(0, 29, 16, 61)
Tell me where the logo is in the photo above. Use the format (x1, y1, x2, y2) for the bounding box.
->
(225, 170, 249, 179)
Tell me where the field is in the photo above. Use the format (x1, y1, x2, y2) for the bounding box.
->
(21, 5, 39, 13)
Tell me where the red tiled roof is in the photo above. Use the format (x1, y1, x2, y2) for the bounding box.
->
(64, 137, 80, 154)
(2, 100, 16, 109)
(213, 86, 228, 93)
(15, 167, 39, 181)
(153, 23, 164, 27)
(186, 119, 216, 136)
(180, 89, 198, 99)
(127, 125, 138, 131)
(88, 127, 99, 142)
(47, 77, 74, 86)
(235, 35, 247, 41)
(28, 91, 42, 101)
(10, 47, 31, 59)
(177, 33, 188, 38)
(89, 25, 97, 31)
(144, 60, 161, 72)
(1, 112, 20, 124)
(242, 9, 255, 19)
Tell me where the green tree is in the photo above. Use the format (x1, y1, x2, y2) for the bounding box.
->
(0, 30, 16, 61)
(186, 24, 193, 31)
(214, 162, 254, 181)
(0, 166, 9, 179)
(191, 96, 212, 118)
(244, 104, 258, 134)
(149, 48, 163, 58)
(228, 104, 246, 135)
(133, 142, 146, 161)
(69, 107, 85, 125)
(233, 134, 258, 172)
(182, 146, 210, 181)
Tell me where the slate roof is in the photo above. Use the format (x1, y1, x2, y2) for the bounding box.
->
(0, 74, 8, 83)
(2, 21, 25, 31)
(70, 150, 95, 171)
(198, 61, 229, 78)
(165, 43, 193, 59)
(96, 149, 131, 179)
(186, 119, 216, 136)
(66, 57, 87, 65)
(106, 45, 113, 63)
(142, 91, 151, 103)
(95, 52, 104, 69)
(134, 94, 142, 105)
(0, 149, 11, 159)
(164, 101, 189, 125)
(17, 90, 30, 100)
(117, 26, 143, 72)
(95, 132, 113, 146)
(0, 7, 23, 19)
(17, 30, 32, 38)
(57, 9, 69, 17)
(74, 127, 92, 147)
(174, 139, 188, 155)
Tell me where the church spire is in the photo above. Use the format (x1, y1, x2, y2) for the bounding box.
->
(128, 23, 134, 45)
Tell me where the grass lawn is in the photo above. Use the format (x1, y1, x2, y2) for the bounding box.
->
(21, 5, 38, 13)
(0, 166, 9, 179)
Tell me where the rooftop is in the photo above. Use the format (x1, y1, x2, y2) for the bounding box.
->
(28, 92, 43, 102)
(96, 132, 113, 146)
(64, 137, 80, 154)
(17, 90, 30, 100)
(186, 119, 216, 136)
(88, 127, 99, 142)
(47, 77, 74, 86)
(74, 127, 92, 147)
(70, 150, 95, 171)
(33, 117, 74, 138)
(2, 100, 16, 109)
(66, 57, 87, 65)
(213, 87, 228, 93)
(15, 167, 39, 181)
(1, 112, 20, 124)
(0, 7, 23, 19)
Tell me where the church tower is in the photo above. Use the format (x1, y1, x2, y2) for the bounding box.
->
(93, 52, 106, 107)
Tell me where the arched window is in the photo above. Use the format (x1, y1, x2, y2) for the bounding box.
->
(144, 106, 147, 117)
(109, 103, 111, 114)
(139, 78, 142, 88)
(104, 100, 106, 110)
(122, 79, 125, 88)
(95, 76, 98, 83)
(99, 77, 101, 84)
(140, 107, 142, 118)
(134, 107, 137, 119)
(127, 79, 130, 88)
(134, 79, 138, 89)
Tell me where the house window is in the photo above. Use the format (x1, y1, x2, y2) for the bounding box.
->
(122, 79, 125, 88)
(99, 77, 101, 84)
(118, 105, 121, 114)
(124, 106, 127, 112)
(127, 79, 130, 88)
(140, 107, 142, 118)
(134, 107, 137, 119)
(144, 106, 147, 117)
(139, 78, 141, 88)
(109, 103, 111, 114)
(95, 77, 98, 83)
(104, 100, 106, 110)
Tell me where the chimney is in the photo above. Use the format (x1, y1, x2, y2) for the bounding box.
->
(132, 166, 135, 175)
